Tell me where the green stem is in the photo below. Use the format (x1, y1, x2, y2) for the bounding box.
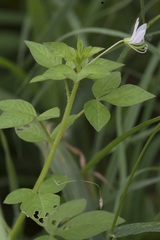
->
(108, 122, 160, 239)
(88, 40, 124, 65)
(33, 81, 79, 192)
(9, 81, 79, 240)
(147, 14, 160, 29)
(140, 0, 145, 23)
(39, 121, 52, 145)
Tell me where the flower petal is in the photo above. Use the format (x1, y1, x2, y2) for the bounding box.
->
(131, 23, 147, 44)
(130, 18, 140, 40)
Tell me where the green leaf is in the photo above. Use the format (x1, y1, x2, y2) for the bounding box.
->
(102, 84, 155, 107)
(93, 58, 124, 71)
(0, 112, 34, 129)
(114, 222, 160, 238)
(4, 188, 34, 204)
(20, 192, 60, 226)
(44, 42, 75, 61)
(45, 199, 87, 236)
(0, 99, 36, 115)
(54, 199, 87, 221)
(25, 41, 62, 68)
(82, 46, 104, 59)
(39, 174, 70, 194)
(77, 36, 83, 55)
(84, 100, 110, 131)
(92, 72, 121, 98)
(37, 107, 60, 121)
(0, 99, 37, 129)
(34, 236, 56, 240)
(15, 123, 46, 143)
(56, 210, 124, 240)
(0, 208, 7, 240)
(30, 65, 77, 83)
(30, 75, 49, 83)
(77, 64, 110, 81)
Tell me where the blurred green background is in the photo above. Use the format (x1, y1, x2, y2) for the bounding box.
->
(0, 0, 160, 239)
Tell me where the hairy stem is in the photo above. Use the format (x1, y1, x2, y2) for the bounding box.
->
(9, 81, 79, 240)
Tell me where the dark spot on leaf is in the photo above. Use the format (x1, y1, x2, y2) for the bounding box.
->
(24, 124, 30, 128)
(45, 212, 49, 217)
(39, 218, 44, 223)
(57, 218, 70, 228)
(53, 204, 57, 208)
(34, 211, 39, 219)
(63, 225, 71, 231)
(52, 220, 56, 225)
(16, 128, 23, 131)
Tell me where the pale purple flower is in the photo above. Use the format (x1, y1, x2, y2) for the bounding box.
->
(124, 18, 148, 53)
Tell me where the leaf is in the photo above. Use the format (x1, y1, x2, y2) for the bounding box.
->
(37, 107, 60, 121)
(34, 236, 56, 240)
(82, 46, 104, 59)
(30, 65, 77, 83)
(20, 192, 60, 226)
(0, 99, 37, 129)
(84, 100, 110, 131)
(39, 174, 70, 194)
(45, 199, 87, 236)
(15, 122, 46, 142)
(25, 41, 62, 68)
(93, 58, 124, 71)
(0, 208, 7, 240)
(30, 75, 49, 83)
(56, 210, 124, 240)
(4, 188, 34, 204)
(77, 64, 110, 81)
(92, 72, 121, 98)
(114, 222, 160, 238)
(0, 99, 36, 115)
(0, 112, 34, 129)
(77, 36, 83, 55)
(54, 199, 87, 221)
(44, 42, 75, 61)
(102, 84, 155, 107)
